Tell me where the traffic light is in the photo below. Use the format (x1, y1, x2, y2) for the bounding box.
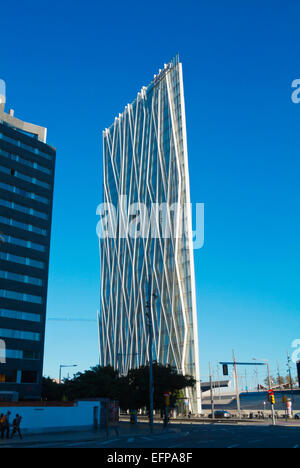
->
(163, 392, 170, 407)
(271, 394, 275, 405)
(268, 390, 275, 405)
(223, 364, 229, 376)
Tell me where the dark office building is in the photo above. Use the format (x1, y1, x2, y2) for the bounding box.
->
(0, 86, 55, 399)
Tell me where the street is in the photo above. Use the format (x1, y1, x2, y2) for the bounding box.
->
(1, 422, 300, 448)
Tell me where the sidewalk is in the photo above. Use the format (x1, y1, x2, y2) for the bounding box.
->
(1, 418, 298, 447)
(0, 421, 167, 447)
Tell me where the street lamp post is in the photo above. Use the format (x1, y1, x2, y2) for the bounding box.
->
(209, 361, 215, 420)
(232, 350, 241, 419)
(287, 352, 294, 403)
(59, 364, 78, 384)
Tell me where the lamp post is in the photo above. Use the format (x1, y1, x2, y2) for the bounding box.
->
(209, 361, 215, 419)
(59, 364, 78, 384)
(287, 352, 294, 403)
(232, 350, 241, 419)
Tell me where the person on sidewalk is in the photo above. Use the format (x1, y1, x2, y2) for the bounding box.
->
(11, 414, 22, 440)
(2, 411, 11, 439)
(0, 413, 5, 439)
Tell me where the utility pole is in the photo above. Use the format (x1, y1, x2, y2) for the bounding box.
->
(287, 352, 294, 403)
(254, 365, 259, 392)
(209, 361, 215, 419)
(145, 277, 156, 434)
(245, 369, 248, 392)
(216, 362, 221, 401)
(232, 350, 241, 419)
(276, 361, 282, 389)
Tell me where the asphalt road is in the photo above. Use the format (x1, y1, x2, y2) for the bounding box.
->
(2, 423, 300, 448)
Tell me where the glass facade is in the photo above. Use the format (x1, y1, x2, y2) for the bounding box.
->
(0, 100, 55, 399)
(99, 56, 201, 413)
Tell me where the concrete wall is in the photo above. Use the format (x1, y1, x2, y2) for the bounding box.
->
(0, 400, 101, 434)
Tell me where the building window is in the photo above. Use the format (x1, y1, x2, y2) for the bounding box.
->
(0, 270, 43, 287)
(5, 349, 40, 360)
(0, 180, 49, 205)
(22, 350, 40, 360)
(0, 165, 51, 190)
(0, 370, 17, 383)
(21, 370, 37, 383)
(2, 234, 46, 253)
(0, 309, 41, 322)
(0, 147, 52, 175)
(0, 199, 48, 220)
(0, 328, 40, 341)
(0, 215, 47, 236)
(0, 290, 43, 305)
(0, 252, 45, 269)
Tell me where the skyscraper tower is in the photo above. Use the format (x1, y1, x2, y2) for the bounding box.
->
(99, 56, 201, 412)
(0, 83, 55, 399)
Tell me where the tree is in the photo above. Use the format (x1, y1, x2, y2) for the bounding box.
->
(117, 363, 195, 411)
(42, 363, 195, 410)
(264, 376, 275, 388)
(285, 375, 296, 388)
(276, 375, 285, 387)
(63, 365, 119, 400)
(42, 377, 64, 401)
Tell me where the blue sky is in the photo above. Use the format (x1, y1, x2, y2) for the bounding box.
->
(0, 0, 299, 386)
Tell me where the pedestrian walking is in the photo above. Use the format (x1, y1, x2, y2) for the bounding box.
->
(11, 414, 22, 440)
(0, 413, 5, 439)
(2, 411, 11, 439)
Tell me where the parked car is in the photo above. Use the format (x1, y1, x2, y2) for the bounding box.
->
(294, 413, 300, 420)
(208, 410, 232, 419)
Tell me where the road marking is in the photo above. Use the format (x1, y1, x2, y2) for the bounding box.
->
(197, 440, 215, 444)
(64, 440, 98, 447)
(141, 437, 153, 441)
(248, 440, 264, 444)
(227, 444, 240, 448)
(127, 438, 135, 443)
(99, 438, 121, 445)
(26, 442, 68, 448)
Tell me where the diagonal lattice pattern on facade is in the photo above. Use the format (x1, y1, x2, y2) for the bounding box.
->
(99, 56, 201, 413)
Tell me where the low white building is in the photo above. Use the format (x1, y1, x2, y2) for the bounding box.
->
(0, 399, 103, 434)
